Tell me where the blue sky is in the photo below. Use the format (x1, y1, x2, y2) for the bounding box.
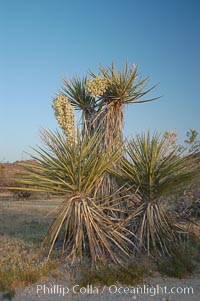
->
(0, 0, 200, 162)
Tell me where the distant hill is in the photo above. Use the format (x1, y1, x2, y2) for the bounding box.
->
(0, 160, 35, 188)
(0, 160, 50, 199)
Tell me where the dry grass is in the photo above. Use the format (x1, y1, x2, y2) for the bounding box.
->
(0, 237, 58, 291)
(0, 198, 62, 293)
(0, 198, 61, 239)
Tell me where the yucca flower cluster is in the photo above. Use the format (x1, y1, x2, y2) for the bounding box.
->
(53, 94, 76, 142)
(87, 76, 109, 98)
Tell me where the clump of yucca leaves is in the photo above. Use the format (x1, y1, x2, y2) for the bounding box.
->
(16, 130, 198, 262)
(16, 130, 136, 266)
(120, 131, 198, 256)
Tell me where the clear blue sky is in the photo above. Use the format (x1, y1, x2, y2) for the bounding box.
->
(0, 0, 200, 162)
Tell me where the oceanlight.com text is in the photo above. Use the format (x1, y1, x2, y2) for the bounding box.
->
(36, 283, 194, 297)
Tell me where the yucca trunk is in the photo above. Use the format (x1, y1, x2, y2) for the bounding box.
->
(104, 102, 124, 151)
(82, 109, 95, 138)
(98, 102, 124, 198)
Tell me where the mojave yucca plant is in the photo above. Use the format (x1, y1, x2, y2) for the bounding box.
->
(121, 131, 198, 256)
(86, 62, 159, 196)
(15, 129, 135, 266)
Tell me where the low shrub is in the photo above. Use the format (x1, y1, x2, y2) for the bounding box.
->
(79, 260, 148, 287)
(157, 237, 200, 278)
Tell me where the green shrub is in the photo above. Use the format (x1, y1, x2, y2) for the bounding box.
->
(157, 239, 199, 278)
(79, 261, 147, 287)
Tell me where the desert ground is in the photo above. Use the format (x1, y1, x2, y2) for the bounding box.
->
(0, 197, 199, 301)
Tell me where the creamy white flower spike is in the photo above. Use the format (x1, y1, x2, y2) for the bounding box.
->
(53, 94, 76, 142)
(87, 76, 109, 98)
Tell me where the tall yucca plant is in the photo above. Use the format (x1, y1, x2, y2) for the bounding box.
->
(59, 62, 159, 196)
(121, 132, 198, 256)
(15, 130, 135, 266)
(89, 62, 159, 151)
(62, 62, 159, 150)
(87, 62, 159, 195)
